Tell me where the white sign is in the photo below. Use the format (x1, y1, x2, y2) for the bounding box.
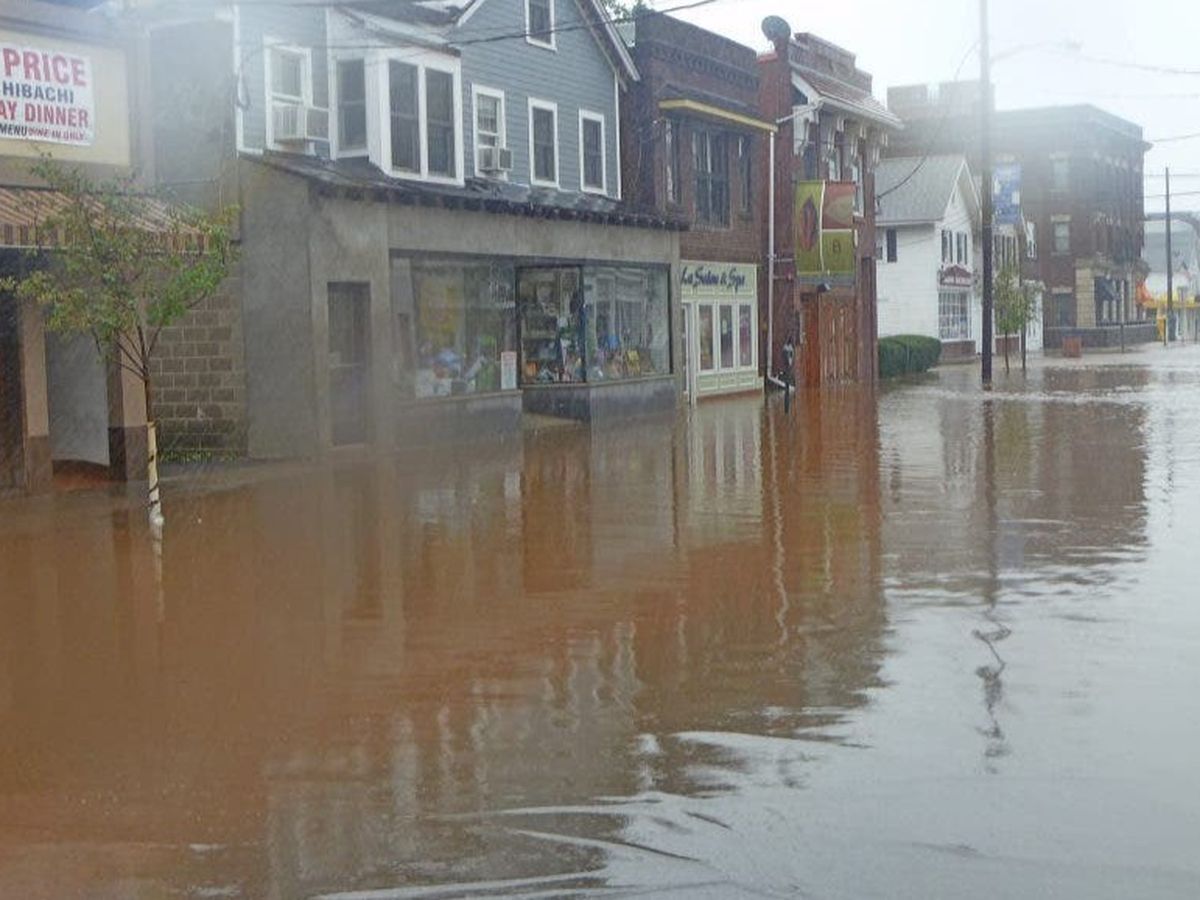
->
(0, 43, 94, 146)
(500, 351, 517, 391)
(680, 262, 757, 300)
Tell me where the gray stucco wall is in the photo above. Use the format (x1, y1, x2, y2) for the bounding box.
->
(455, 0, 621, 195)
(240, 161, 320, 458)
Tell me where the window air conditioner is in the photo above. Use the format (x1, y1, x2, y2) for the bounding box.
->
(272, 102, 330, 143)
(477, 145, 514, 173)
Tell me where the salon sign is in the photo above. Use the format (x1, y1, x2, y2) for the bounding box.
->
(680, 262, 757, 300)
(0, 41, 94, 146)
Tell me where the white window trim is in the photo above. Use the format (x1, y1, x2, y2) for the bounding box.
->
(374, 48, 464, 186)
(578, 109, 606, 195)
(264, 37, 313, 151)
(528, 98, 560, 188)
(331, 54, 369, 159)
(525, 0, 556, 50)
(471, 83, 507, 178)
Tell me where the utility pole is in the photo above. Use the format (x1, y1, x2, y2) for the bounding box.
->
(1165, 167, 1173, 347)
(980, 0, 994, 386)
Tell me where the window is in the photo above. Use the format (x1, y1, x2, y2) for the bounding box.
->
(474, 88, 504, 149)
(337, 59, 366, 153)
(956, 232, 967, 264)
(886, 228, 898, 263)
(1025, 221, 1037, 259)
(526, 0, 554, 47)
(395, 258, 518, 399)
(665, 120, 680, 204)
(1053, 291, 1073, 326)
(738, 304, 753, 367)
(938, 291, 970, 340)
(1051, 156, 1070, 192)
(270, 46, 305, 101)
(579, 111, 605, 193)
(718, 304, 734, 369)
(529, 100, 558, 186)
(941, 229, 952, 263)
(698, 305, 714, 370)
(425, 69, 455, 177)
(389, 61, 420, 172)
(1053, 221, 1071, 255)
(583, 266, 670, 380)
(738, 136, 752, 214)
(694, 130, 729, 226)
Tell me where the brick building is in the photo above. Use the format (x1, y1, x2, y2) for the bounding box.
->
(758, 29, 900, 386)
(888, 82, 1152, 350)
(621, 13, 772, 399)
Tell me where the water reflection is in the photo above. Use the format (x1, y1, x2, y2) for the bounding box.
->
(3, 353, 1197, 899)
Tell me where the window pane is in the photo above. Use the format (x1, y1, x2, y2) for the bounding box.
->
(738, 304, 752, 368)
(477, 94, 500, 147)
(582, 118, 603, 189)
(738, 136, 752, 213)
(528, 0, 552, 39)
(272, 49, 303, 98)
(582, 266, 669, 381)
(719, 304, 733, 369)
(390, 61, 420, 172)
(698, 306, 714, 370)
(426, 69, 455, 176)
(533, 107, 555, 182)
(518, 268, 583, 384)
(338, 60, 366, 150)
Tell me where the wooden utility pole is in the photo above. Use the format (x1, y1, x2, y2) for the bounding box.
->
(980, 0, 994, 385)
(1165, 167, 1173, 346)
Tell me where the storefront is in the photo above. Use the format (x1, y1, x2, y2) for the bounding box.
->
(679, 261, 759, 400)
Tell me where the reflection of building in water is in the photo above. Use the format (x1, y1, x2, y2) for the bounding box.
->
(0, 398, 888, 898)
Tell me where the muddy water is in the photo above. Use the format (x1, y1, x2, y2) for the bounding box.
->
(2, 348, 1200, 899)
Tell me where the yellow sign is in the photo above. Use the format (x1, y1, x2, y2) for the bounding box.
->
(794, 181, 824, 275)
(821, 229, 855, 274)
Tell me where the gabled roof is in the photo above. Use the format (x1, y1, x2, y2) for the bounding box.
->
(345, 0, 638, 81)
(791, 69, 901, 130)
(875, 155, 979, 226)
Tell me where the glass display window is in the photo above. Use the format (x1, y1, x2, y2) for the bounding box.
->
(582, 265, 670, 381)
(738, 304, 753, 368)
(718, 304, 734, 369)
(518, 267, 585, 384)
(393, 257, 517, 399)
(698, 306, 714, 371)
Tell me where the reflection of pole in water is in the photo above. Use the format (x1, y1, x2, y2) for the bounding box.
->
(765, 403, 790, 645)
(976, 398, 1010, 769)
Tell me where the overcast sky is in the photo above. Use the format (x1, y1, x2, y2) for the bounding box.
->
(671, 0, 1198, 215)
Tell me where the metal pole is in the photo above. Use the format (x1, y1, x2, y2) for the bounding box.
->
(980, 0, 994, 385)
(767, 129, 775, 387)
(1165, 167, 1173, 347)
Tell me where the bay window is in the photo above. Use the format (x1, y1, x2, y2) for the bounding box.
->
(425, 69, 455, 177)
(694, 129, 728, 227)
(374, 52, 462, 182)
(389, 61, 420, 172)
(336, 58, 366, 153)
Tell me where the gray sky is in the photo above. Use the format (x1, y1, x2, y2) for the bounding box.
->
(671, 0, 1199, 215)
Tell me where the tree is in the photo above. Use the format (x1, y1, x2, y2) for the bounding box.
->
(993, 262, 1040, 373)
(597, 0, 650, 22)
(8, 157, 235, 530)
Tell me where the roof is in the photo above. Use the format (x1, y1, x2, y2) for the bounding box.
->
(0, 185, 202, 249)
(875, 155, 978, 225)
(344, 0, 639, 81)
(252, 153, 685, 231)
(792, 68, 901, 130)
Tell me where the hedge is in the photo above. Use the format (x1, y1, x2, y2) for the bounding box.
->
(879, 335, 942, 379)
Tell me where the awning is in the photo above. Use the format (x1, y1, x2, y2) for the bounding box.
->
(0, 185, 205, 251)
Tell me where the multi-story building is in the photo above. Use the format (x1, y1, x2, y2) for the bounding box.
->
(758, 28, 900, 386)
(0, 0, 147, 495)
(621, 13, 771, 401)
(136, 0, 682, 460)
(1141, 213, 1200, 340)
(887, 82, 1152, 350)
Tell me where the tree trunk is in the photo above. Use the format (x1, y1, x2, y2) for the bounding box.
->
(143, 375, 163, 533)
(1021, 318, 1027, 372)
(1003, 330, 1010, 373)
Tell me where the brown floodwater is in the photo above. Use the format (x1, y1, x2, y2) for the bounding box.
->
(3, 347, 1200, 899)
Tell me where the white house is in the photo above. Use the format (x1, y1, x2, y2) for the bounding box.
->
(875, 155, 983, 360)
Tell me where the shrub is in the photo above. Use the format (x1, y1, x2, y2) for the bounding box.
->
(879, 335, 942, 378)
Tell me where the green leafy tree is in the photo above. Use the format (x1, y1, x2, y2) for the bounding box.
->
(9, 157, 235, 529)
(994, 262, 1040, 373)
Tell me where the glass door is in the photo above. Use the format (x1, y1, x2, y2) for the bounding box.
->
(517, 267, 584, 384)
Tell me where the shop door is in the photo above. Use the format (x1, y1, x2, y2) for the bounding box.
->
(328, 283, 370, 446)
(0, 297, 22, 489)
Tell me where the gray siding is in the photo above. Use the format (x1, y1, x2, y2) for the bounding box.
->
(455, 0, 620, 196)
(236, 5, 329, 153)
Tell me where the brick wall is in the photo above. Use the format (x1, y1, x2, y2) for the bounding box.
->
(148, 264, 247, 456)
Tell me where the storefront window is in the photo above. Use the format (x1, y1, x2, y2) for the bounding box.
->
(719, 304, 734, 368)
(518, 267, 584, 384)
(582, 266, 670, 381)
(698, 306, 714, 370)
(395, 257, 518, 398)
(738, 304, 753, 367)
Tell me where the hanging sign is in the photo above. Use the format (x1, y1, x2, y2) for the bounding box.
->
(795, 180, 825, 275)
(993, 163, 1021, 226)
(0, 42, 94, 146)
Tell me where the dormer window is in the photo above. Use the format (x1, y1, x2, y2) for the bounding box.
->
(526, 0, 555, 48)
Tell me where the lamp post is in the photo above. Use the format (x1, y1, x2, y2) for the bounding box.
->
(980, 0, 994, 386)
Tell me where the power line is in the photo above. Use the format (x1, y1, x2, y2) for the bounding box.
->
(1045, 48, 1200, 77)
(1149, 131, 1200, 144)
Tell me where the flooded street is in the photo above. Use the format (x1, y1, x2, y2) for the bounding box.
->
(3, 347, 1200, 899)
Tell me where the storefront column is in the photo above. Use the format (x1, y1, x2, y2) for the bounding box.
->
(18, 297, 51, 493)
(107, 355, 147, 482)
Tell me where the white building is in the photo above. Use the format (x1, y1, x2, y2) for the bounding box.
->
(1142, 216, 1200, 341)
(875, 155, 984, 360)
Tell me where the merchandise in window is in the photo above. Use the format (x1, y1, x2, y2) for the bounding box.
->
(519, 268, 581, 383)
(426, 69, 456, 176)
(694, 130, 729, 226)
(337, 59, 366, 152)
(583, 266, 670, 381)
(390, 61, 420, 172)
(698, 306, 714, 370)
(397, 258, 518, 399)
(531, 105, 557, 184)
